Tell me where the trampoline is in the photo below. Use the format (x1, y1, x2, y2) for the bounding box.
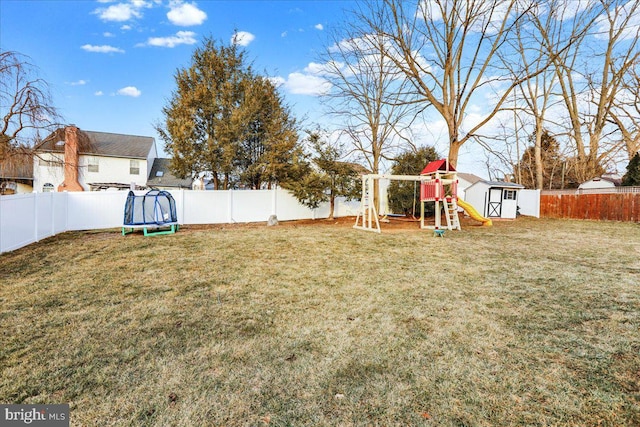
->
(122, 189, 179, 236)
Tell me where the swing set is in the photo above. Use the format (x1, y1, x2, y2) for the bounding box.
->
(354, 159, 461, 233)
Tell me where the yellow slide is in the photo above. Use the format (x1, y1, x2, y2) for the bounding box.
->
(457, 199, 493, 226)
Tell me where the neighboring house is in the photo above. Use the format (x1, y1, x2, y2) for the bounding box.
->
(0, 153, 34, 195)
(578, 175, 621, 190)
(457, 172, 484, 199)
(147, 158, 192, 190)
(464, 180, 525, 219)
(33, 126, 157, 192)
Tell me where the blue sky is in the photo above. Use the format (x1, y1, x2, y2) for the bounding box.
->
(1, 2, 353, 144)
(1, 0, 494, 176)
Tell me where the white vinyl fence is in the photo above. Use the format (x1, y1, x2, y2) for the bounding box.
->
(1, 187, 541, 254)
(0, 189, 362, 254)
(518, 189, 541, 218)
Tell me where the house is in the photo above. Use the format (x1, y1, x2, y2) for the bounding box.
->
(456, 172, 484, 199)
(464, 180, 525, 219)
(146, 158, 192, 190)
(0, 153, 34, 195)
(33, 126, 157, 192)
(578, 175, 621, 190)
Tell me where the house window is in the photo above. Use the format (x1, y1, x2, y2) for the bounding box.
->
(130, 160, 140, 175)
(88, 157, 99, 173)
(43, 183, 54, 192)
(503, 190, 517, 200)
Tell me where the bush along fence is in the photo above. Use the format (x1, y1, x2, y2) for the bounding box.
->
(540, 192, 640, 222)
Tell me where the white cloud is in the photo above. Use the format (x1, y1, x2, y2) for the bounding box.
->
(231, 31, 255, 46)
(68, 79, 87, 86)
(315, 23, 324, 30)
(146, 31, 197, 47)
(131, 0, 152, 8)
(81, 44, 125, 53)
(121, 24, 132, 31)
(268, 76, 286, 88)
(281, 31, 288, 37)
(594, 0, 640, 41)
(103, 32, 115, 37)
(93, 1, 153, 22)
(117, 86, 142, 97)
(167, 1, 207, 26)
(304, 61, 352, 77)
(95, 3, 142, 22)
(280, 72, 331, 96)
(95, 91, 104, 96)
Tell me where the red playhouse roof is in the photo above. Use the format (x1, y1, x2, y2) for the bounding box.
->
(420, 159, 456, 175)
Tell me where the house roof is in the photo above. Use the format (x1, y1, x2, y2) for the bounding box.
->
(0, 153, 34, 180)
(421, 159, 456, 175)
(579, 176, 621, 187)
(36, 129, 155, 159)
(146, 158, 192, 188)
(457, 172, 484, 185)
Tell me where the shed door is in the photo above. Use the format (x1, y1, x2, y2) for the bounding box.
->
(487, 188, 502, 217)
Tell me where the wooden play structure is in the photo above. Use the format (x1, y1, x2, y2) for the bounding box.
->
(354, 159, 491, 233)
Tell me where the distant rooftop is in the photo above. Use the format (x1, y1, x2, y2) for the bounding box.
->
(36, 129, 155, 159)
(146, 158, 192, 188)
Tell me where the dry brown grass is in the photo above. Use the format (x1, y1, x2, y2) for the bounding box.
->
(1, 217, 639, 426)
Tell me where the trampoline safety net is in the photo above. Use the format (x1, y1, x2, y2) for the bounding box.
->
(123, 189, 177, 226)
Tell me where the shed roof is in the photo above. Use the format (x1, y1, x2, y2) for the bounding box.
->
(36, 129, 155, 159)
(146, 158, 192, 188)
(420, 159, 456, 175)
(476, 180, 525, 189)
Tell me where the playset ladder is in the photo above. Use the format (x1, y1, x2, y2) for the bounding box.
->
(443, 198, 461, 231)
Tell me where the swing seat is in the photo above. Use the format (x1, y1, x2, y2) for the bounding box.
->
(433, 229, 446, 238)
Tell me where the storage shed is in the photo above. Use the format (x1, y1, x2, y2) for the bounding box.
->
(464, 181, 525, 219)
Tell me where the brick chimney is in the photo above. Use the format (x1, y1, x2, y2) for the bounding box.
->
(57, 125, 84, 192)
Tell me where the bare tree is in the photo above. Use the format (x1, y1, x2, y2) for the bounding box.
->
(320, 11, 420, 210)
(610, 59, 640, 160)
(506, 2, 566, 189)
(1, 51, 61, 162)
(359, 0, 551, 168)
(537, 0, 640, 180)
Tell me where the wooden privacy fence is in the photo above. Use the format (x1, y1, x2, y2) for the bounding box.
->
(540, 193, 640, 222)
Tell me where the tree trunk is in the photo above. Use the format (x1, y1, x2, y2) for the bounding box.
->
(448, 140, 462, 169)
(534, 125, 543, 189)
(329, 194, 335, 220)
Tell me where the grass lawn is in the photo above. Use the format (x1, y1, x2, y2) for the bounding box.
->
(1, 217, 639, 426)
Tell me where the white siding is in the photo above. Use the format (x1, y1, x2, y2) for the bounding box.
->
(33, 153, 149, 192)
(80, 155, 149, 189)
(463, 183, 489, 217)
(33, 153, 65, 192)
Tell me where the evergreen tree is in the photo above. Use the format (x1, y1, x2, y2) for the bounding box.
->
(282, 131, 361, 219)
(622, 152, 640, 186)
(387, 146, 439, 217)
(156, 36, 299, 190)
